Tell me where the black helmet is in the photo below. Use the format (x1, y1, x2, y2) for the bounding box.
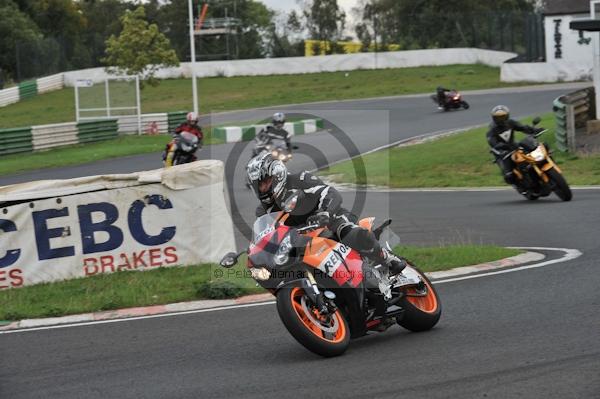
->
(491, 105, 510, 125)
(246, 152, 288, 205)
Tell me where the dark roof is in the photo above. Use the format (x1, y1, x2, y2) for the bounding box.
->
(544, 0, 590, 15)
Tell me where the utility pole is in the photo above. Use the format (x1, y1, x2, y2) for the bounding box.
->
(188, 0, 199, 116)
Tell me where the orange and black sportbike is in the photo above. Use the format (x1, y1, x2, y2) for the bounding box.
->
(220, 192, 441, 357)
(492, 117, 572, 201)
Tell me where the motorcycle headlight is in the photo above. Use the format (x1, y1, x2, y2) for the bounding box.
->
(250, 267, 271, 281)
(181, 143, 193, 152)
(271, 150, 278, 157)
(274, 234, 292, 266)
(278, 154, 286, 161)
(529, 147, 545, 162)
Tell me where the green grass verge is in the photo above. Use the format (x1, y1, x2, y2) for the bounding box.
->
(322, 113, 600, 187)
(0, 245, 521, 321)
(0, 64, 539, 129)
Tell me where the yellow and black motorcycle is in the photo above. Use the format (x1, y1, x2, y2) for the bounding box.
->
(493, 118, 572, 201)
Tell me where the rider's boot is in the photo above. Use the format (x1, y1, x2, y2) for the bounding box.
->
(375, 248, 407, 276)
(165, 147, 175, 167)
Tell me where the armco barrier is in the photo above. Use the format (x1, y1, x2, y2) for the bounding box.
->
(168, 111, 188, 133)
(212, 119, 324, 143)
(118, 113, 169, 135)
(0, 86, 20, 108)
(32, 122, 79, 151)
(37, 73, 64, 94)
(18, 81, 38, 100)
(0, 127, 33, 155)
(553, 87, 595, 152)
(553, 99, 568, 152)
(77, 119, 119, 143)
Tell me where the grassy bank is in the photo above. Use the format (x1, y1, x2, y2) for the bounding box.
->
(322, 113, 600, 187)
(0, 244, 521, 321)
(0, 64, 538, 129)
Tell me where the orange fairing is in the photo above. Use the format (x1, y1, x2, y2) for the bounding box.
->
(359, 217, 375, 231)
(303, 235, 364, 287)
(303, 236, 340, 269)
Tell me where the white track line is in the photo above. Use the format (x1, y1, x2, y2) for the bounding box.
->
(434, 247, 582, 284)
(0, 247, 581, 335)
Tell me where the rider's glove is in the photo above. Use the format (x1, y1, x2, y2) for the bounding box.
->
(307, 211, 330, 227)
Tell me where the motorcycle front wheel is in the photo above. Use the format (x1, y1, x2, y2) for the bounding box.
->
(461, 101, 470, 109)
(397, 266, 442, 332)
(547, 168, 572, 201)
(276, 287, 350, 357)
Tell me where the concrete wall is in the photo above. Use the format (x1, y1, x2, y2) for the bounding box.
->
(501, 13, 595, 83)
(544, 13, 593, 65)
(501, 61, 593, 83)
(63, 48, 516, 87)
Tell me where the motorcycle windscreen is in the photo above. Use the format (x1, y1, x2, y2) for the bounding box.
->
(180, 132, 199, 145)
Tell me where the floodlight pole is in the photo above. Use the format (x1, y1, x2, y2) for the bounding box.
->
(188, 0, 199, 116)
(592, 0, 600, 117)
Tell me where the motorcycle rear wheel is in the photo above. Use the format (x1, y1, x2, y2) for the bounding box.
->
(276, 287, 350, 357)
(397, 266, 442, 332)
(547, 168, 572, 201)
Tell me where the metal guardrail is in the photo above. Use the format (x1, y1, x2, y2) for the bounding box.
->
(18, 81, 37, 100)
(553, 87, 595, 152)
(32, 122, 79, 151)
(0, 127, 33, 155)
(77, 119, 119, 144)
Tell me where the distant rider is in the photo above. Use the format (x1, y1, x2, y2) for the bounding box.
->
(246, 152, 406, 277)
(252, 112, 292, 157)
(487, 105, 543, 185)
(164, 111, 204, 167)
(436, 86, 451, 109)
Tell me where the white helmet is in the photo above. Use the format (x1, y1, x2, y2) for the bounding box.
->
(186, 111, 199, 124)
(272, 112, 285, 127)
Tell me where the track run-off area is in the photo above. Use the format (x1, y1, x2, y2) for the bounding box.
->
(1, 84, 599, 399)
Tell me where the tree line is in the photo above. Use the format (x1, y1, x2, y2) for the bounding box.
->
(0, 0, 539, 84)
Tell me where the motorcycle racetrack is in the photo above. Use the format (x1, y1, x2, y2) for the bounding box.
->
(1, 84, 599, 399)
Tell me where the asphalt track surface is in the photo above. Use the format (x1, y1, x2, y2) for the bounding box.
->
(1, 84, 599, 398)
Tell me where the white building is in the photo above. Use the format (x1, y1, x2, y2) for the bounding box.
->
(502, 0, 593, 82)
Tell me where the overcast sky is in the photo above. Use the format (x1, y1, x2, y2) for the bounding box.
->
(261, 0, 359, 18)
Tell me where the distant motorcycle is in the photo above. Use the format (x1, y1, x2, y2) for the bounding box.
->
(430, 90, 469, 111)
(163, 132, 200, 167)
(491, 117, 572, 201)
(253, 136, 293, 164)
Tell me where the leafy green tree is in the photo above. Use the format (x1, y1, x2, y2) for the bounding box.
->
(79, 0, 131, 68)
(357, 0, 537, 51)
(268, 10, 305, 57)
(302, 0, 346, 54)
(0, 0, 40, 81)
(103, 6, 179, 87)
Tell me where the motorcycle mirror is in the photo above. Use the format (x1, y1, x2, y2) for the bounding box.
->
(292, 145, 299, 150)
(219, 252, 239, 268)
(532, 117, 541, 125)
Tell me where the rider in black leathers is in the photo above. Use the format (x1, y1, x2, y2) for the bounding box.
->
(487, 105, 543, 185)
(246, 153, 405, 275)
(252, 112, 292, 157)
(436, 86, 451, 108)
